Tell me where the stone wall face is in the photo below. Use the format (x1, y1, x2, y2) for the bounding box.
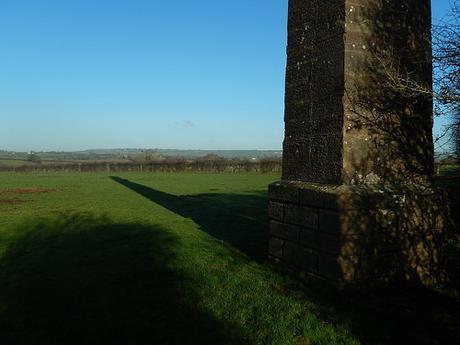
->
(282, 0, 434, 186)
(282, 0, 346, 184)
(269, 182, 447, 286)
(273, 0, 445, 287)
(342, 0, 434, 185)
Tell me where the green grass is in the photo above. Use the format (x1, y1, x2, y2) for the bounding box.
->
(0, 158, 73, 167)
(0, 172, 458, 345)
(438, 164, 460, 177)
(0, 159, 33, 167)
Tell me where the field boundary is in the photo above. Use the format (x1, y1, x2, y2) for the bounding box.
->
(0, 160, 282, 174)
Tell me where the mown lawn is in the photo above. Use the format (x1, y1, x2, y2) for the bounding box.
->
(0, 172, 458, 345)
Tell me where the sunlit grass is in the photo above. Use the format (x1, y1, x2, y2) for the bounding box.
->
(0, 172, 359, 345)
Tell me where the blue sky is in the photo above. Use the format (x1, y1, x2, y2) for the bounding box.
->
(0, 0, 454, 151)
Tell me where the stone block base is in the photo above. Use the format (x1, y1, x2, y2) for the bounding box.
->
(268, 181, 448, 287)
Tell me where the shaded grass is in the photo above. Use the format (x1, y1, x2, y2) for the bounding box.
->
(0, 173, 358, 345)
(0, 214, 248, 345)
(0, 172, 459, 344)
(110, 176, 269, 261)
(436, 165, 460, 291)
(110, 176, 460, 345)
(437, 164, 460, 178)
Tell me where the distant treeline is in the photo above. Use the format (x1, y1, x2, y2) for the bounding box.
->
(0, 157, 282, 174)
(0, 149, 283, 161)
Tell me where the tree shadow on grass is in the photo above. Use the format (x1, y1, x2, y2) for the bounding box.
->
(110, 176, 269, 262)
(0, 214, 248, 345)
(305, 283, 460, 345)
(109, 177, 460, 345)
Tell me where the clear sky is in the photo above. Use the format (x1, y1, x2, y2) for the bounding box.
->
(0, 0, 454, 152)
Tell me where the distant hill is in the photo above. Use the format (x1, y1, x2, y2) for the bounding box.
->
(73, 149, 281, 158)
(155, 149, 282, 159)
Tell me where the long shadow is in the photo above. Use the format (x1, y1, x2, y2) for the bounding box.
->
(321, 285, 460, 345)
(0, 213, 248, 345)
(110, 176, 269, 262)
(109, 177, 460, 344)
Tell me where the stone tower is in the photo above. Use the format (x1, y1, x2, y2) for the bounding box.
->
(269, 0, 446, 286)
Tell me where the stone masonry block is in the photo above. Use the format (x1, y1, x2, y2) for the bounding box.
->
(283, 242, 301, 266)
(270, 221, 300, 243)
(269, 182, 447, 286)
(299, 228, 316, 249)
(268, 201, 284, 221)
(298, 186, 339, 209)
(284, 204, 319, 229)
(319, 210, 341, 234)
(315, 232, 342, 255)
(269, 237, 284, 259)
(318, 252, 341, 281)
(270, 0, 444, 287)
(269, 182, 299, 203)
(299, 249, 319, 274)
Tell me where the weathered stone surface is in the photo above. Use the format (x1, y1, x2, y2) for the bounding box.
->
(269, 237, 284, 259)
(268, 201, 284, 221)
(299, 229, 315, 249)
(283, 0, 434, 184)
(299, 249, 319, 274)
(269, 182, 447, 285)
(283, 242, 301, 266)
(284, 204, 318, 229)
(270, 0, 446, 287)
(270, 221, 300, 242)
(269, 182, 299, 203)
(342, 0, 434, 185)
(318, 252, 341, 281)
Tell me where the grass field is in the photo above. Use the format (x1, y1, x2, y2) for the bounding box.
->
(0, 172, 458, 345)
(0, 159, 34, 167)
(0, 158, 76, 168)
